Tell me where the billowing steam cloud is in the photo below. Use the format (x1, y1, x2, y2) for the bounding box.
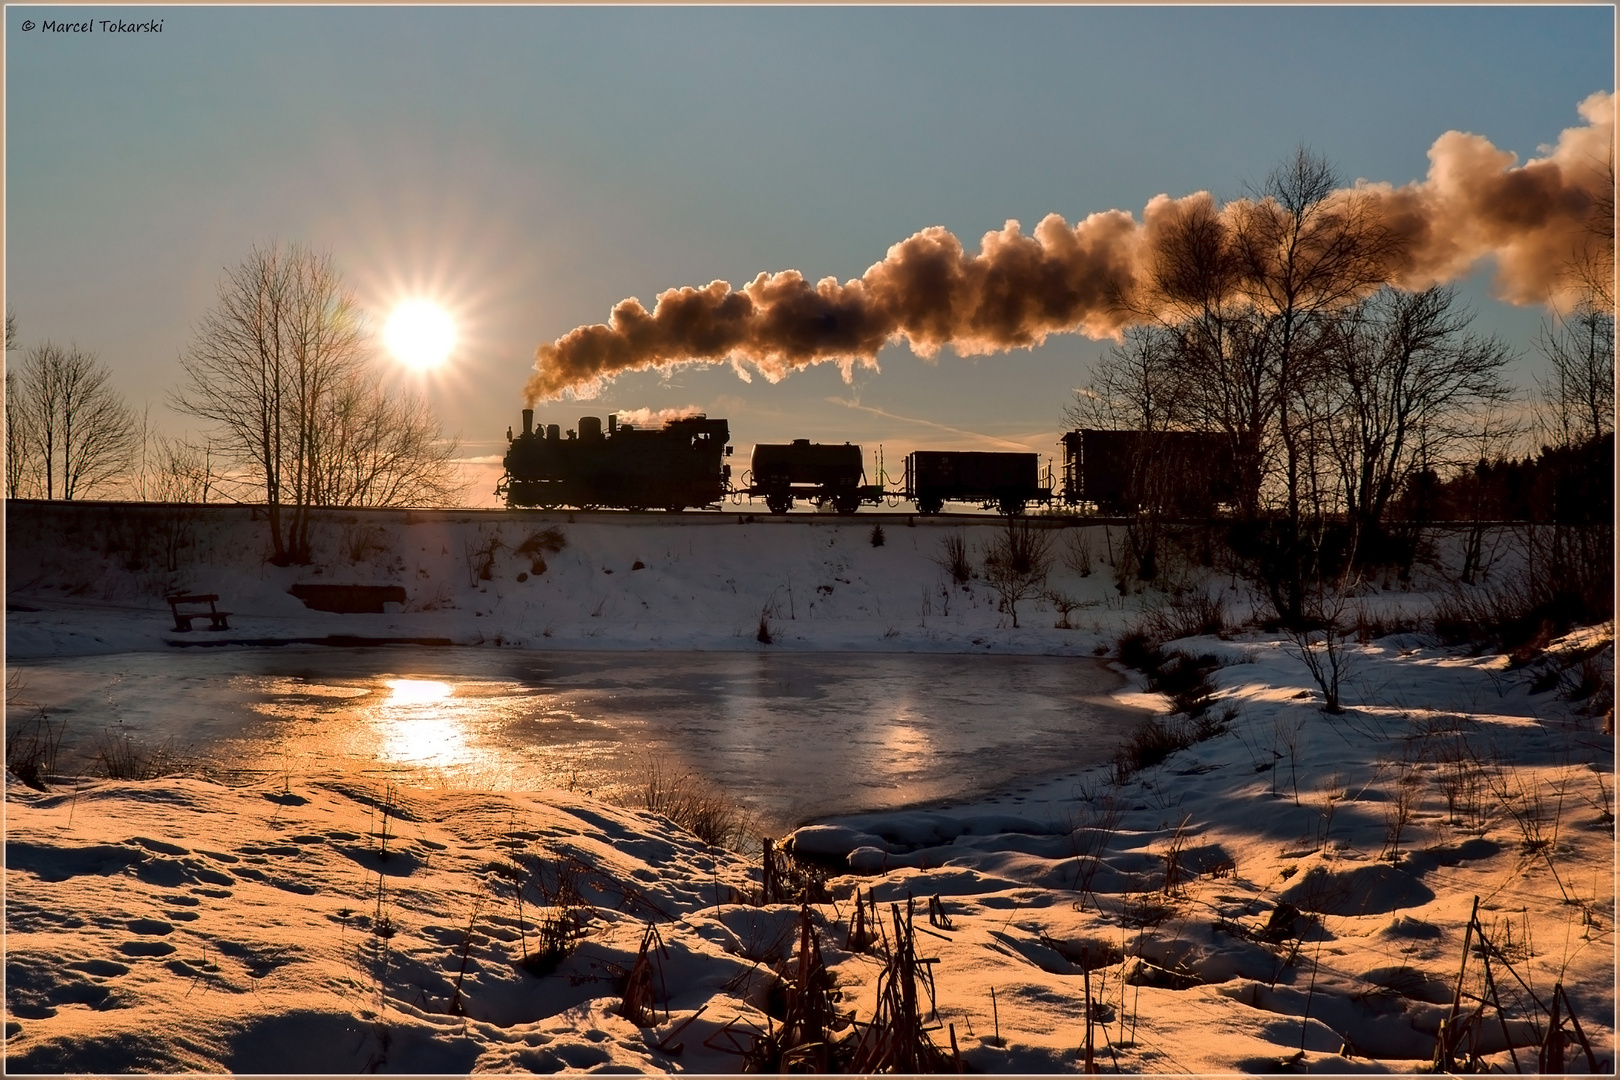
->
(527, 93, 1613, 403)
(613, 405, 706, 427)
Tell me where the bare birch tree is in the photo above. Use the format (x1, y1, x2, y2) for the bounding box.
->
(8, 342, 137, 500)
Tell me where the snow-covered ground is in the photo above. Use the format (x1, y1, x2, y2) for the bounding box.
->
(5, 501, 1614, 1072)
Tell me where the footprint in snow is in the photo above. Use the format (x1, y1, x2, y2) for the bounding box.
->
(127, 918, 174, 936)
(118, 940, 177, 957)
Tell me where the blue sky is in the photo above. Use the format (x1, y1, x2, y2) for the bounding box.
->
(6, 5, 1613, 503)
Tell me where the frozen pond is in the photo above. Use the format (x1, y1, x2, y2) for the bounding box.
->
(9, 648, 1139, 830)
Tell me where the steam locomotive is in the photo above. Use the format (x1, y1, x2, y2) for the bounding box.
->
(500, 411, 1230, 515)
(498, 409, 732, 511)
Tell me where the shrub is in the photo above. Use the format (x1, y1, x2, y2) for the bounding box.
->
(1139, 591, 1233, 642)
(869, 524, 885, 548)
(516, 526, 568, 557)
(1110, 707, 1233, 783)
(983, 519, 1054, 628)
(934, 532, 972, 587)
(516, 527, 567, 577)
(1147, 651, 1221, 718)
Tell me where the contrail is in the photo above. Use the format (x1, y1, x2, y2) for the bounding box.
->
(527, 92, 1613, 404)
(829, 398, 1034, 452)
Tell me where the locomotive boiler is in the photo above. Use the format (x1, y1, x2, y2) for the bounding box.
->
(499, 410, 731, 511)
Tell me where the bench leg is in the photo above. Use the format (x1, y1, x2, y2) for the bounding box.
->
(172, 618, 192, 632)
(208, 616, 230, 631)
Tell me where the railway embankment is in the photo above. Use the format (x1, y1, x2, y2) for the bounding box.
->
(6, 499, 1162, 659)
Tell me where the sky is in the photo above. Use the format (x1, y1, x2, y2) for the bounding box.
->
(5, 5, 1614, 506)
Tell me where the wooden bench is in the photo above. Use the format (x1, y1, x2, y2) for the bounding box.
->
(166, 593, 231, 632)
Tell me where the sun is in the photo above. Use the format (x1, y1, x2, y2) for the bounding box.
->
(384, 300, 457, 370)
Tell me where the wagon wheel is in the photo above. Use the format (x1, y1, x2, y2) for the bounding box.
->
(916, 495, 944, 515)
(766, 494, 793, 515)
(664, 504, 684, 514)
(833, 495, 860, 515)
(998, 498, 1027, 516)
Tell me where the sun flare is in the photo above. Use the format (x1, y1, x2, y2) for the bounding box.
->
(384, 300, 457, 370)
(384, 678, 453, 706)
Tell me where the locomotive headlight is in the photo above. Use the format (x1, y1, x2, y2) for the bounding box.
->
(384, 300, 457, 370)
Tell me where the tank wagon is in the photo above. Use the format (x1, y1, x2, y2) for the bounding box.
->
(499, 410, 731, 511)
(904, 451, 1050, 515)
(746, 440, 883, 515)
(1061, 429, 1237, 515)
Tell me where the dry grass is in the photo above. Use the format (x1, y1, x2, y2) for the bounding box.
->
(88, 727, 189, 781)
(637, 759, 754, 850)
(5, 708, 64, 791)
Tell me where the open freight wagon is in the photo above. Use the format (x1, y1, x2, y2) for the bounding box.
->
(903, 451, 1051, 515)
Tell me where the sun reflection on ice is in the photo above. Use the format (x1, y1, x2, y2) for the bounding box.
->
(384, 679, 453, 706)
(377, 679, 465, 765)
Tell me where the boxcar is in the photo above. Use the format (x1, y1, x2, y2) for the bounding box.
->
(1060, 429, 1236, 515)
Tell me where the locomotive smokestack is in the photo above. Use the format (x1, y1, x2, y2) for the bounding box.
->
(522, 409, 533, 437)
(524, 92, 1613, 403)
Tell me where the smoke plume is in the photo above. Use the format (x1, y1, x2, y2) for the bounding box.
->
(527, 93, 1613, 403)
(612, 406, 707, 427)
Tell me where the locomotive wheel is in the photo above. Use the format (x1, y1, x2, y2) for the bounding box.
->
(766, 494, 792, 515)
(916, 496, 944, 515)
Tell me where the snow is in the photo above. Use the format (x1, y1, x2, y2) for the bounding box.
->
(5, 501, 1614, 1072)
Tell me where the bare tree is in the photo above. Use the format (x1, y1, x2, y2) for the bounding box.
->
(1136, 150, 1405, 624)
(1568, 147, 1615, 315)
(144, 435, 216, 504)
(310, 372, 461, 507)
(1536, 304, 1614, 449)
(175, 242, 368, 562)
(1068, 325, 1189, 579)
(1318, 285, 1513, 561)
(176, 243, 462, 562)
(6, 312, 34, 499)
(9, 342, 137, 500)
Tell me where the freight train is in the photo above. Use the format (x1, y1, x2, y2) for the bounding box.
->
(500, 411, 1231, 516)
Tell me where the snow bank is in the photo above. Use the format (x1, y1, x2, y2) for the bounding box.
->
(5, 502, 1614, 1072)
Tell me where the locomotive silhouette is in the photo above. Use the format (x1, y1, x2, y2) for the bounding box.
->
(500, 410, 1233, 515)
